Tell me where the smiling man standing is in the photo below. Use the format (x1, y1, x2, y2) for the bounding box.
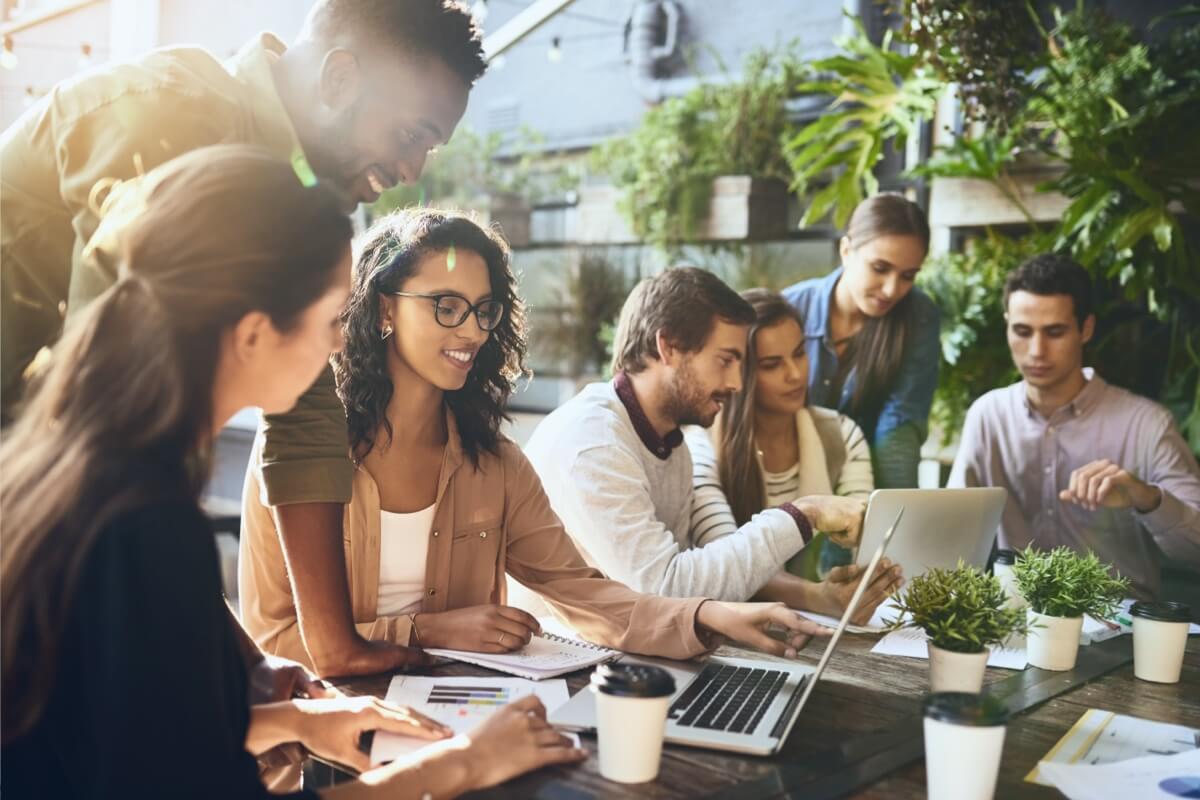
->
(949, 254, 1200, 598)
(526, 267, 866, 609)
(1, 1, 484, 677)
(2, 0, 476, 419)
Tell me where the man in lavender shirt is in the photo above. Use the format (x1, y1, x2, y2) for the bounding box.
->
(949, 254, 1200, 598)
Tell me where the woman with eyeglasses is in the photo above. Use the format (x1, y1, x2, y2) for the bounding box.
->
(684, 290, 903, 625)
(239, 208, 835, 683)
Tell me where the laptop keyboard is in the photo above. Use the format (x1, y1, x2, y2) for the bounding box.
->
(668, 664, 794, 734)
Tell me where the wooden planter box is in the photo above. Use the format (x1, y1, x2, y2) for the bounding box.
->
(577, 176, 790, 245)
(478, 190, 532, 248)
(929, 169, 1070, 228)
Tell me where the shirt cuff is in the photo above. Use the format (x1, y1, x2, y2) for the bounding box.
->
(1134, 486, 1187, 534)
(778, 502, 814, 546)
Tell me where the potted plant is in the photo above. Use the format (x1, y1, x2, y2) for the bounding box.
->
(1012, 546, 1129, 671)
(885, 562, 1028, 692)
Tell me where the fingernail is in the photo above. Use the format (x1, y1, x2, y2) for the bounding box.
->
(785, 648, 797, 658)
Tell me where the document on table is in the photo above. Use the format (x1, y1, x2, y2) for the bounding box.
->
(869, 627, 1028, 669)
(1027, 709, 1200, 785)
(369, 675, 573, 766)
(1037, 748, 1200, 799)
(796, 597, 902, 634)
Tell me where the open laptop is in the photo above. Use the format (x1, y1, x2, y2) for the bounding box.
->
(854, 488, 1005, 580)
(549, 510, 904, 756)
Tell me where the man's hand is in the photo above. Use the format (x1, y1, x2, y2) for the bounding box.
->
(791, 495, 867, 549)
(696, 601, 833, 658)
(1058, 459, 1162, 513)
(817, 560, 903, 626)
(248, 653, 335, 704)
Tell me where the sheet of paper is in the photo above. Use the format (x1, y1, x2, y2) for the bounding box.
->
(796, 596, 904, 634)
(870, 627, 1027, 669)
(1027, 709, 1200, 785)
(1038, 748, 1200, 799)
(370, 676, 572, 765)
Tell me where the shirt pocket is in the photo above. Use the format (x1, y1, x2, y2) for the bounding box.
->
(449, 516, 505, 602)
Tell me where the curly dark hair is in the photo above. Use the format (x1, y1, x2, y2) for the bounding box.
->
(333, 209, 528, 466)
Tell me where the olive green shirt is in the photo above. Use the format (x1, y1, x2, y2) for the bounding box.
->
(0, 33, 352, 504)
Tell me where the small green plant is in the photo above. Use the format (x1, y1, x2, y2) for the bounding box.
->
(884, 562, 1028, 653)
(1012, 546, 1129, 620)
(592, 47, 802, 251)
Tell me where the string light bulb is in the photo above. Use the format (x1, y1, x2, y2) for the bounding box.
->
(2, 36, 18, 71)
(78, 42, 93, 69)
(547, 36, 563, 63)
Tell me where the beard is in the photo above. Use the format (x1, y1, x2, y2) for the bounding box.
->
(663, 358, 730, 428)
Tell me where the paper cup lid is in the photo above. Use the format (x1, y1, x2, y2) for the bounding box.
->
(1130, 601, 1192, 623)
(923, 692, 1009, 727)
(591, 663, 675, 698)
(993, 549, 1017, 565)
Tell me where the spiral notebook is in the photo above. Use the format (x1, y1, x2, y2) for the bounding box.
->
(425, 633, 618, 680)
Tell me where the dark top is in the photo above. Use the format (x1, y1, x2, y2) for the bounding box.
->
(2, 499, 317, 799)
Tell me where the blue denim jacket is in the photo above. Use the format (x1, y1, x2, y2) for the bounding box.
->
(780, 266, 941, 446)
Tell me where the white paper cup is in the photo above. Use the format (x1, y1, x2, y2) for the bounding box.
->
(992, 550, 1024, 610)
(924, 692, 1009, 800)
(1026, 610, 1083, 671)
(590, 663, 675, 783)
(1131, 601, 1192, 684)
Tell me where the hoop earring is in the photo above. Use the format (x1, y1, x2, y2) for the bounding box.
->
(381, 324, 393, 341)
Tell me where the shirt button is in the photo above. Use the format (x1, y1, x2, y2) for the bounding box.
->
(432, 530, 439, 538)
(823, 379, 831, 386)
(479, 530, 488, 539)
(1044, 466, 1052, 474)
(1047, 426, 1055, 434)
(427, 588, 436, 596)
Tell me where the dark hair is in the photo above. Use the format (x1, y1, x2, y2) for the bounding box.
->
(611, 266, 754, 375)
(333, 208, 527, 466)
(306, 0, 487, 86)
(716, 289, 805, 525)
(842, 193, 930, 416)
(1003, 253, 1094, 327)
(0, 145, 352, 743)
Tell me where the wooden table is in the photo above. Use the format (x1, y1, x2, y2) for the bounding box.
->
(337, 633, 1200, 799)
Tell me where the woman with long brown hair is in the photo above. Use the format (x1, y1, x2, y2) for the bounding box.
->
(686, 290, 903, 625)
(239, 208, 835, 681)
(0, 147, 589, 799)
(780, 193, 940, 489)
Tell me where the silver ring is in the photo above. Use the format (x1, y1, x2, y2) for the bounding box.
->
(497, 632, 506, 645)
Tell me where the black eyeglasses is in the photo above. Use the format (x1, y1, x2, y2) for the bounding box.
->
(389, 291, 506, 332)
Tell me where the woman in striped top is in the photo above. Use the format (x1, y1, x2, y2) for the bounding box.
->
(686, 290, 903, 623)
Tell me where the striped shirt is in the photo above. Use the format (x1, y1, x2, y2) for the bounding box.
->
(686, 407, 874, 545)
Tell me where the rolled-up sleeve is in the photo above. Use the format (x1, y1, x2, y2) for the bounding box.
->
(1135, 414, 1200, 567)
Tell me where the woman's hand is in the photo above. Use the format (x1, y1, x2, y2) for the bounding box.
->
(416, 605, 541, 652)
(695, 601, 833, 658)
(791, 495, 867, 549)
(462, 695, 587, 790)
(292, 696, 452, 773)
(818, 560, 904, 625)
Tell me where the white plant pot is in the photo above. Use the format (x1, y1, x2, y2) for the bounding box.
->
(1027, 610, 1084, 671)
(928, 642, 989, 693)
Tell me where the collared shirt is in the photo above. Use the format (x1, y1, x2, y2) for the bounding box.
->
(238, 410, 711, 668)
(1, 33, 302, 413)
(948, 370, 1200, 598)
(613, 371, 684, 459)
(780, 266, 942, 447)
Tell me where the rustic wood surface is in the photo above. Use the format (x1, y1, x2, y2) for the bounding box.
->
(335, 632, 1200, 799)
